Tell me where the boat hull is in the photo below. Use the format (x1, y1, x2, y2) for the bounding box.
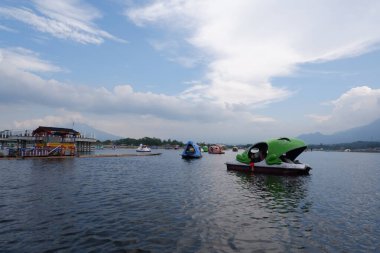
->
(226, 161, 311, 175)
(181, 154, 201, 159)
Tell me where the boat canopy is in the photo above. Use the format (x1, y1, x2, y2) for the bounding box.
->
(236, 137, 307, 165)
(182, 141, 202, 158)
(236, 142, 267, 164)
(266, 138, 307, 165)
(248, 142, 268, 162)
(32, 126, 80, 137)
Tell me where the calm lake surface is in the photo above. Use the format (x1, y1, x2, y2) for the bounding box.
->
(1, 150, 379, 252)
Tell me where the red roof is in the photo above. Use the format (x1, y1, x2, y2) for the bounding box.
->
(32, 126, 80, 136)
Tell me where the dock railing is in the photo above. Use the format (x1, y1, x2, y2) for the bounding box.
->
(19, 147, 49, 157)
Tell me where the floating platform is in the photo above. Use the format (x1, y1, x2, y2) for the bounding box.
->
(79, 153, 162, 158)
(0, 153, 162, 160)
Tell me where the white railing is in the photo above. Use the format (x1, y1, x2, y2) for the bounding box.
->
(20, 148, 49, 157)
(47, 145, 62, 156)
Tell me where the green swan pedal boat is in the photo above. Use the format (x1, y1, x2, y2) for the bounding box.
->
(226, 137, 311, 175)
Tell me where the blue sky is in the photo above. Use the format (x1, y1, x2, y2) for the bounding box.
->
(0, 0, 380, 143)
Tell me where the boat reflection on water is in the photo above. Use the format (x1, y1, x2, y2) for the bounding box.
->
(228, 171, 312, 213)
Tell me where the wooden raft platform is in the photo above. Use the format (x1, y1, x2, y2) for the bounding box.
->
(78, 153, 162, 158)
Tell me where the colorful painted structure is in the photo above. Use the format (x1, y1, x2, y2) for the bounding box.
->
(208, 145, 225, 154)
(0, 126, 96, 157)
(226, 137, 311, 175)
(32, 126, 79, 156)
(181, 141, 202, 159)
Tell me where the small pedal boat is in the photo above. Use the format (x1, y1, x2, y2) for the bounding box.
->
(136, 144, 151, 152)
(182, 141, 202, 159)
(226, 137, 311, 175)
(208, 145, 225, 154)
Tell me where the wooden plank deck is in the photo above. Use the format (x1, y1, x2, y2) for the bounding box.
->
(78, 153, 162, 158)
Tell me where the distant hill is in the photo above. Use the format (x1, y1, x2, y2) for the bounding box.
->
(298, 118, 380, 144)
(309, 141, 380, 151)
(69, 123, 123, 141)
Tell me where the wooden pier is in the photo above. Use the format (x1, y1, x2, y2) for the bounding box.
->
(78, 153, 162, 158)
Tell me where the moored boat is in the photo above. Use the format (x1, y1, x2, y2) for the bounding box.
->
(208, 145, 225, 154)
(182, 141, 202, 159)
(136, 144, 151, 152)
(232, 146, 238, 152)
(226, 137, 311, 175)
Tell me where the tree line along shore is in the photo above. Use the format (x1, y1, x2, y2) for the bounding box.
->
(97, 137, 380, 152)
(308, 141, 380, 152)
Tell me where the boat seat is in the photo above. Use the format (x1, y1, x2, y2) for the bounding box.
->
(280, 155, 294, 163)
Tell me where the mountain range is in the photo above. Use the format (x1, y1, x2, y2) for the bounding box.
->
(69, 123, 122, 141)
(68, 118, 380, 144)
(298, 118, 380, 144)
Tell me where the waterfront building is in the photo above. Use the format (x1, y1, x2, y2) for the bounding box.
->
(0, 126, 96, 157)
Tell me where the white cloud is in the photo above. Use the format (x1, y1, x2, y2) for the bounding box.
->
(0, 0, 126, 44)
(2, 1, 380, 141)
(13, 110, 85, 130)
(0, 47, 229, 122)
(0, 47, 62, 72)
(306, 114, 331, 124)
(308, 86, 380, 132)
(126, 0, 380, 108)
(33, 0, 101, 23)
(0, 46, 285, 142)
(77, 112, 279, 143)
(0, 24, 17, 32)
(149, 39, 203, 68)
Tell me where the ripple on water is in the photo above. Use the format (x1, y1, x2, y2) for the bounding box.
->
(0, 150, 379, 252)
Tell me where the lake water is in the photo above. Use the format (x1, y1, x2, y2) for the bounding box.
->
(0, 150, 379, 252)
